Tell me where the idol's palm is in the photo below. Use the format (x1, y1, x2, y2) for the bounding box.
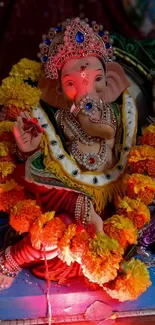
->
(13, 112, 43, 153)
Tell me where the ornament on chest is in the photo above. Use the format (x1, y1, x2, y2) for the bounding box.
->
(58, 99, 116, 171)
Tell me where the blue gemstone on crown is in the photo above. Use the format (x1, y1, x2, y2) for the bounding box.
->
(86, 102, 92, 110)
(75, 31, 84, 43)
(98, 30, 104, 37)
(56, 26, 62, 33)
(105, 43, 111, 49)
(42, 55, 48, 62)
(44, 39, 51, 46)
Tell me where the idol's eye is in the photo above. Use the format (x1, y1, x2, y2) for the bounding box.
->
(66, 80, 74, 87)
(95, 75, 103, 82)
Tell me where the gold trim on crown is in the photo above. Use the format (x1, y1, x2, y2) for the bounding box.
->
(39, 17, 114, 79)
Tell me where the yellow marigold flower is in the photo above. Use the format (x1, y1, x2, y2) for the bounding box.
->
(128, 145, 155, 163)
(123, 174, 155, 206)
(142, 124, 155, 135)
(103, 215, 137, 249)
(30, 211, 59, 250)
(0, 121, 14, 133)
(117, 196, 150, 229)
(82, 233, 122, 286)
(10, 58, 42, 82)
(0, 161, 15, 177)
(0, 179, 23, 193)
(89, 232, 119, 257)
(118, 196, 143, 212)
(0, 142, 9, 157)
(0, 186, 26, 214)
(105, 258, 151, 302)
(0, 77, 41, 110)
(10, 199, 42, 234)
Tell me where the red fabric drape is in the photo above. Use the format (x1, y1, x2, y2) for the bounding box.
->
(13, 164, 79, 217)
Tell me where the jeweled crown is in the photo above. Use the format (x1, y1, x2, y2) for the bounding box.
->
(39, 17, 114, 80)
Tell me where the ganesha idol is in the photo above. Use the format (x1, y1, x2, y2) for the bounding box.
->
(0, 17, 153, 301)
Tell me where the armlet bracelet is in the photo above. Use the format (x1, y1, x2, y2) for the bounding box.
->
(75, 194, 84, 223)
(0, 247, 21, 278)
(82, 196, 91, 228)
(75, 194, 91, 227)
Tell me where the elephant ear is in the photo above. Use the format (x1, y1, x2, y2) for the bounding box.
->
(103, 62, 131, 103)
(38, 77, 72, 109)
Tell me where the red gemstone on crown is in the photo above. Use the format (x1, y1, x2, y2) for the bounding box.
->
(89, 157, 96, 164)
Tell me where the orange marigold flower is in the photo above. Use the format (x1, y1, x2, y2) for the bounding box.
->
(71, 230, 90, 263)
(6, 105, 22, 121)
(58, 224, 77, 266)
(128, 145, 155, 163)
(0, 173, 12, 184)
(104, 258, 151, 302)
(117, 196, 150, 229)
(82, 250, 122, 286)
(30, 212, 65, 250)
(146, 159, 155, 177)
(123, 174, 155, 205)
(0, 142, 16, 163)
(10, 199, 42, 234)
(0, 188, 26, 213)
(141, 132, 155, 147)
(140, 124, 155, 147)
(103, 215, 137, 250)
(128, 145, 155, 177)
(0, 161, 15, 177)
(42, 217, 65, 247)
(81, 233, 122, 286)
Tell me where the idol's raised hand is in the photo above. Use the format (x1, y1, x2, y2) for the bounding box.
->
(13, 112, 43, 152)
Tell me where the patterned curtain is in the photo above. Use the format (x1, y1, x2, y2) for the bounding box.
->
(0, 0, 154, 82)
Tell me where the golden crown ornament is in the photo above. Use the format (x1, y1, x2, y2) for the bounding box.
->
(39, 17, 114, 79)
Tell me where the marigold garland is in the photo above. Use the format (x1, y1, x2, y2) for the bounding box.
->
(117, 196, 150, 229)
(57, 225, 93, 265)
(30, 212, 65, 250)
(0, 141, 16, 163)
(123, 173, 155, 205)
(140, 125, 155, 147)
(0, 179, 26, 213)
(0, 179, 20, 193)
(0, 121, 14, 144)
(57, 224, 77, 265)
(103, 214, 137, 250)
(0, 77, 41, 112)
(129, 145, 155, 163)
(9, 58, 42, 82)
(0, 121, 14, 133)
(104, 258, 151, 302)
(70, 228, 90, 263)
(6, 105, 23, 121)
(81, 233, 122, 286)
(0, 161, 15, 181)
(10, 199, 42, 234)
(128, 145, 155, 177)
(0, 142, 9, 157)
(89, 232, 119, 256)
(0, 189, 26, 214)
